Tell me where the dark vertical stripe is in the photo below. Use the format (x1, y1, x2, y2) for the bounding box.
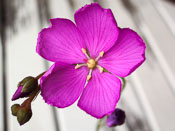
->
(0, 0, 8, 130)
(68, 0, 75, 9)
(36, 0, 51, 25)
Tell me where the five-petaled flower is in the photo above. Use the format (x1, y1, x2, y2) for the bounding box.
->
(36, 3, 146, 118)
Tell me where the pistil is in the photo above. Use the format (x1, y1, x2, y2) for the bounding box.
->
(87, 59, 96, 69)
(75, 49, 105, 81)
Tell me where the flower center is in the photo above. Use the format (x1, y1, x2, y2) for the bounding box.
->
(75, 48, 104, 81)
(87, 59, 96, 69)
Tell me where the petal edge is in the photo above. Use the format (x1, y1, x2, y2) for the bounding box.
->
(99, 28, 146, 77)
(36, 18, 86, 64)
(74, 3, 119, 58)
(78, 69, 121, 118)
(40, 62, 88, 108)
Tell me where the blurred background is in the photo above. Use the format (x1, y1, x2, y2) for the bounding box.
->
(0, 0, 175, 131)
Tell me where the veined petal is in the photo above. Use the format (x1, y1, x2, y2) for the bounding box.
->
(40, 62, 88, 108)
(37, 18, 86, 64)
(78, 69, 121, 118)
(74, 3, 119, 58)
(98, 28, 146, 77)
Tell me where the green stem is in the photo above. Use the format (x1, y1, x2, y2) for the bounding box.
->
(21, 86, 41, 109)
(121, 77, 126, 92)
(96, 116, 107, 131)
(35, 71, 46, 80)
(28, 86, 40, 102)
(96, 119, 103, 131)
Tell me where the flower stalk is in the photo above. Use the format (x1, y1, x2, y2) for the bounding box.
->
(96, 117, 106, 131)
(11, 71, 45, 125)
(35, 71, 46, 80)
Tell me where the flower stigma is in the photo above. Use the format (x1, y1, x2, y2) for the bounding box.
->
(87, 59, 96, 69)
(75, 48, 104, 81)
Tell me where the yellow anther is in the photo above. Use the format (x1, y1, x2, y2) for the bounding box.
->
(87, 75, 91, 81)
(75, 64, 87, 69)
(99, 67, 104, 73)
(75, 64, 81, 69)
(82, 48, 90, 59)
(95, 51, 105, 61)
(82, 48, 87, 54)
(99, 51, 104, 57)
(87, 69, 92, 81)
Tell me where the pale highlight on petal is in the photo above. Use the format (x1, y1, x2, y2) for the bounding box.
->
(98, 28, 146, 77)
(40, 62, 88, 108)
(78, 69, 121, 118)
(74, 3, 119, 58)
(36, 18, 86, 64)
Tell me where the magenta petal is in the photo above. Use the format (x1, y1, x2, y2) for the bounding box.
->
(98, 28, 146, 77)
(40, 62, 88, 108)
(12, 86, 30, 101)
(36, 18, 86, 64)
(78, 69, 121, 118)
(74, 3, 119, 58)
(12, 86, 23, 100)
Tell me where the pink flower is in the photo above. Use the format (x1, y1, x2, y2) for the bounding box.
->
(36, 3, 145, 118)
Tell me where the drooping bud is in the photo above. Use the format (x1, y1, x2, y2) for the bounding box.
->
(106, 108, 126, 127)
(11, 104, 20, 116)
(12, 76, 38, 101)
(17, 107, 32, 125)
(21, 77, 38, 93)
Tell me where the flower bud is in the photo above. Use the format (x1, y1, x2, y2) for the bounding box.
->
(106, 108, 126, 127)
(11, 104, 20, 116)
(21, 77, 38, 93)
(17, 107, 32, 125)
(12, 76, 38, 101)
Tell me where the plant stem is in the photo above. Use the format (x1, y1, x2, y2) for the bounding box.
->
(96, 117, 107, 131)
(28, 86, 40, 102)
(35, 71, 46, 80)
(96, 119, 103, 131)
(21, 86, 40, 109)
(121, 77, 126, 92)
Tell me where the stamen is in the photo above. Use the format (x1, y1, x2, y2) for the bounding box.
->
(97, 65, 104, 73)
(99, 51, 104, 57)
(87, 69, 92, 81)
(75, 64, 87, 69)
(95, 51, 104, 61)
(82, 48, 87, 54)
(82, 48, 90, 59)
